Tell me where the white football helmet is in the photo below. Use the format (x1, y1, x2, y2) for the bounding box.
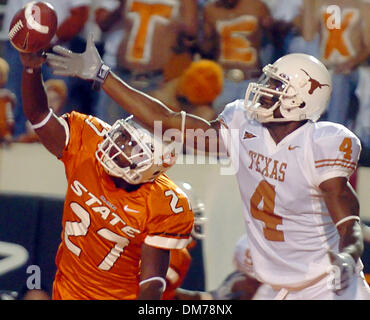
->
(96, 117, 179, 185)
(176, 181, 207, 240)
(245, 53, 332, 123)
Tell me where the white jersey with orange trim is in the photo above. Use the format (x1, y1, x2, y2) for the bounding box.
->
(219, 99, 362, 287)
(52, 111, 194, 300)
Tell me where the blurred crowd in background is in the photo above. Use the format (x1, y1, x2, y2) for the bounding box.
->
(0, 0, 369, 166)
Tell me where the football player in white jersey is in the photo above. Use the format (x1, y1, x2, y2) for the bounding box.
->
(46, 35, 370, 299)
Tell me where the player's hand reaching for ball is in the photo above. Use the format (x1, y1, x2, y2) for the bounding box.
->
(46, 33, 110, 85)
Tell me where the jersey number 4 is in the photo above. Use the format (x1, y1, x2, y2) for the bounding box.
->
(250, 181, 284, 242)
(339, 137, 352, 160)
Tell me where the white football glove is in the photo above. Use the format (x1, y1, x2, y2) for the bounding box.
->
(328, 250, 356, 295)
(46, 33, 110, 85)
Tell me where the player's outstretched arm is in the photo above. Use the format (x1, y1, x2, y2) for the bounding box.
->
(320, 177, 363, 295)
(138, 244, 170, 300)
(102, 71, 222, 151)
(20, 53, 66, 158)
(46, 33, 221, 155)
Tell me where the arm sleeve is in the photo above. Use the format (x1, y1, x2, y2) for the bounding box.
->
(311, 123, 362, 186)
(59, 112, 110, 172)
(144, 186, 194, 250)
(60, 112, 87, 160)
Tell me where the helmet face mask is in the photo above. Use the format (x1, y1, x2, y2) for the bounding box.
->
(244, 54, 332, 123)
(96, 118, 177, 185)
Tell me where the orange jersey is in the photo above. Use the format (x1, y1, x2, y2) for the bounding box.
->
(162, 247, 192, 300)
(52, 112, 194, 300)
(0, 89, 15, 138)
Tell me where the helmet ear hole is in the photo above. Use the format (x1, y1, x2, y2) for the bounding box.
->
(299, 102, 306, 109)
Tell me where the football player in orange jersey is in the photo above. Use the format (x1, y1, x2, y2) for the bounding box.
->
(18, 51, 194, 300)
(162, 181, 207, 300)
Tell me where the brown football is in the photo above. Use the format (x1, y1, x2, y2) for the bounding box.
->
(8, 1, 58, 53)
